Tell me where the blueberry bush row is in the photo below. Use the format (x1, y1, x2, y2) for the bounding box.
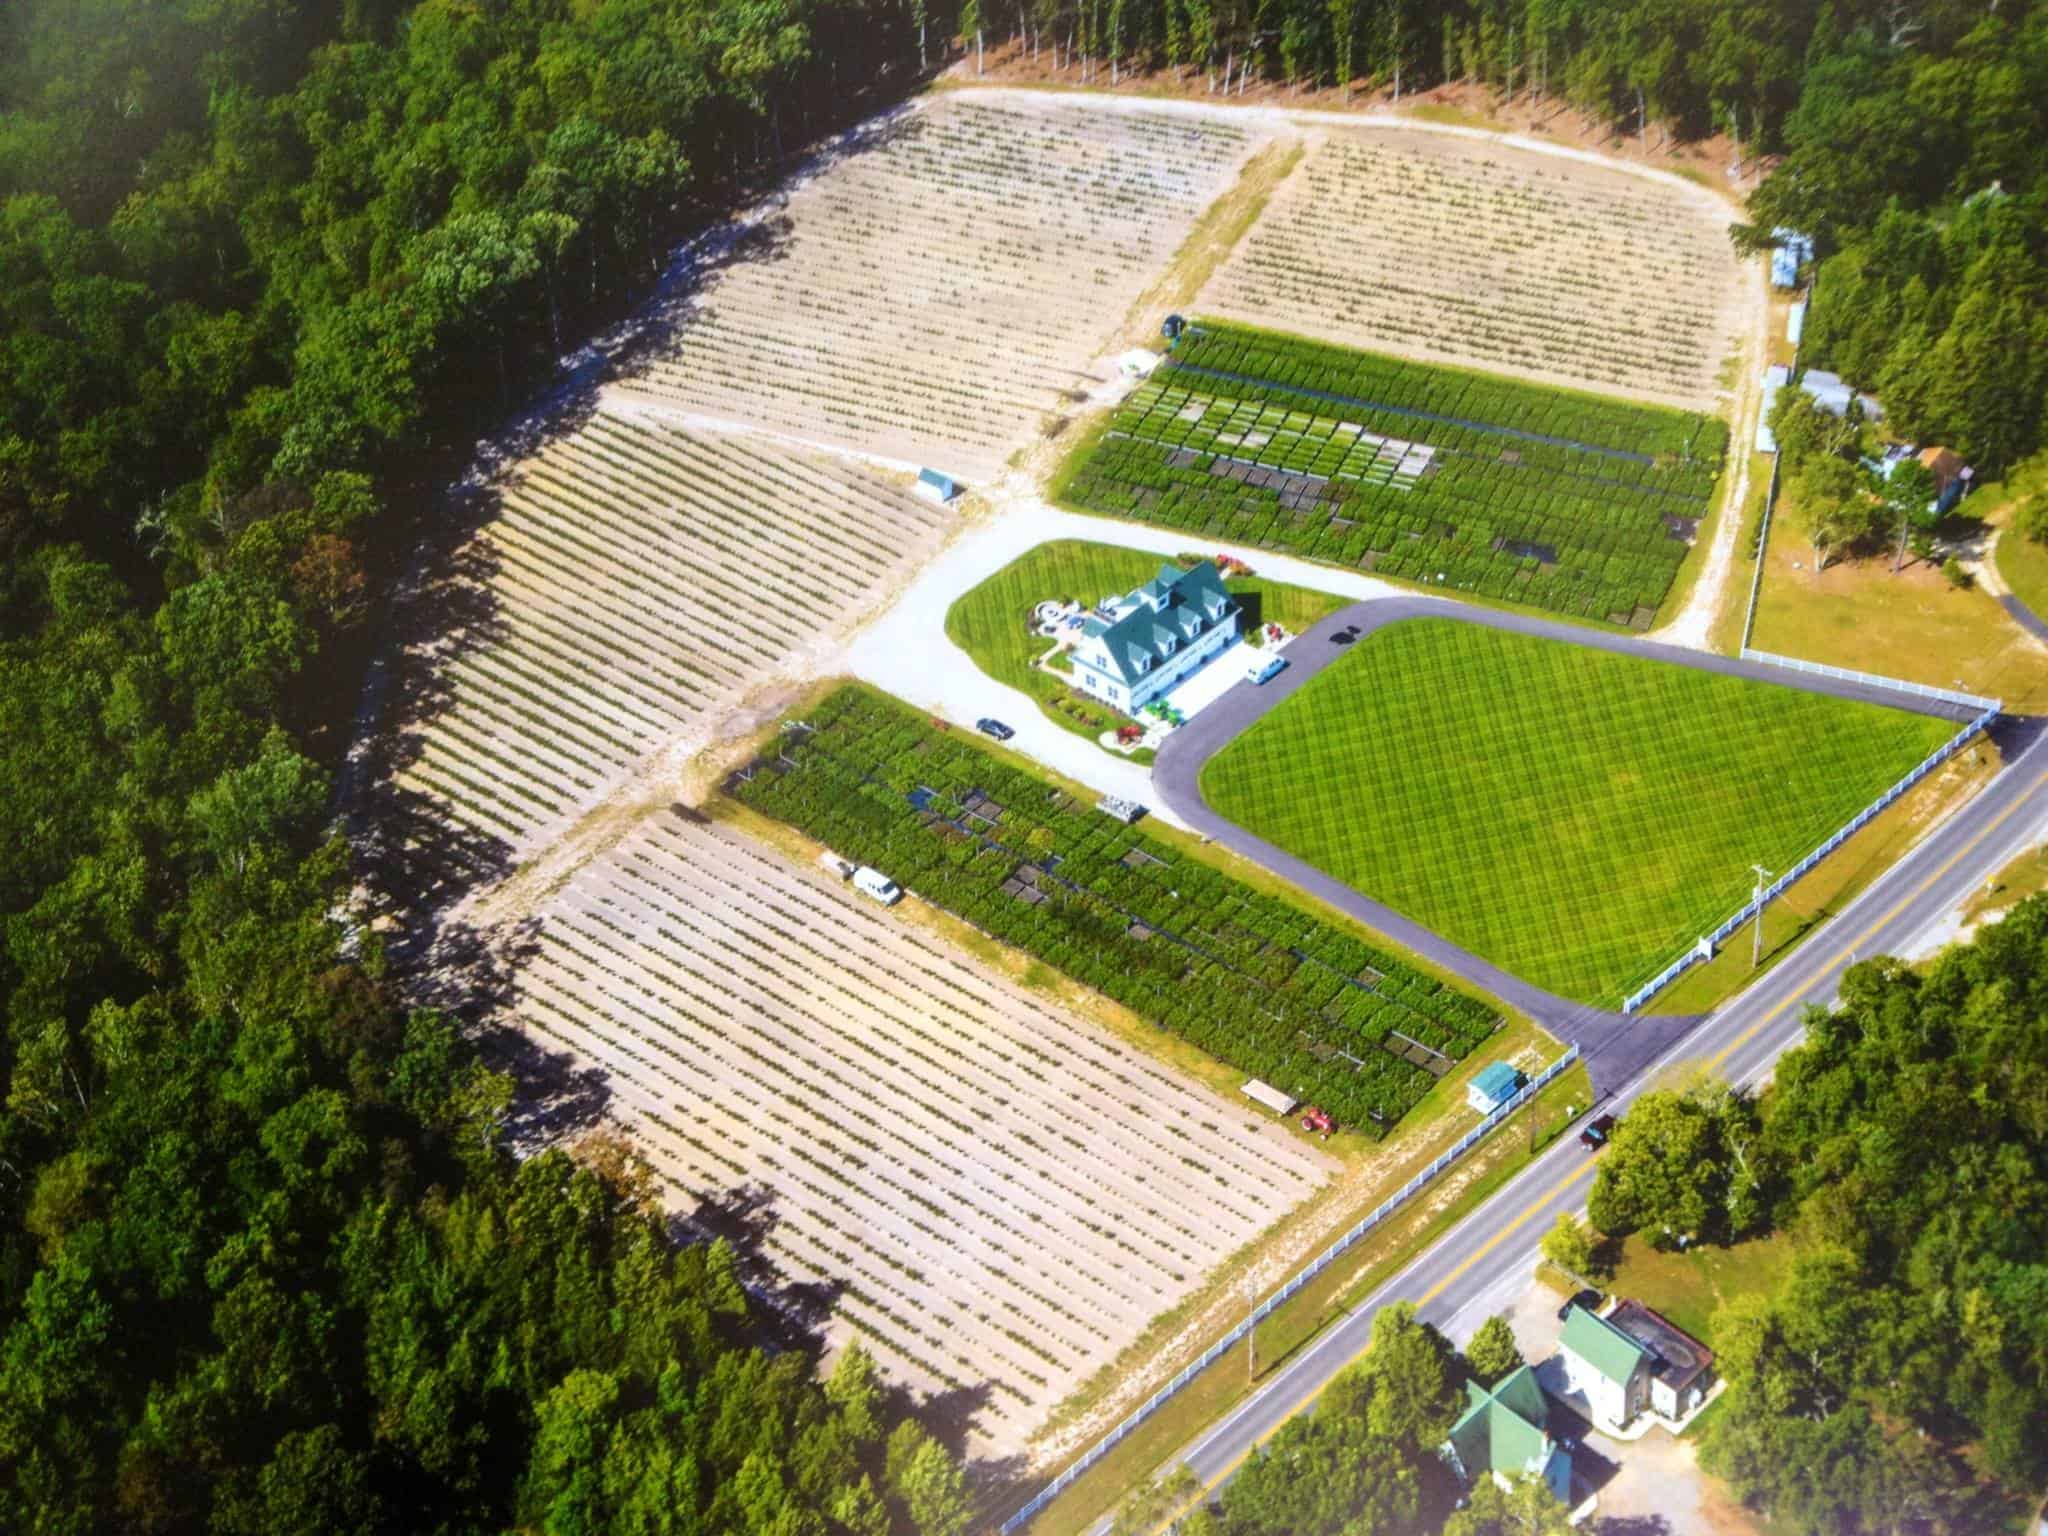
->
(730, 688, 1503, 1133)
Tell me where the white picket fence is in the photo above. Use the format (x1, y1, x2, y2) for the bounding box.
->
(995, 1044, 1583, 1533)
(1738, 648, 2000, 713)
(1620, 696, 2000, 1012)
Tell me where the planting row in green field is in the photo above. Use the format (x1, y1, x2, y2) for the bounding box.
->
(1170, 326, 1728, 467)
(730, 687, 1502, 1132)
(1059, 324, 1727, 625)
(1200, 619, 1960, 1006)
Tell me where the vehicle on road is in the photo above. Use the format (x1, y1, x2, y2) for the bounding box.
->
(1244, 653, 1288, 685)
(852, 867, 903, 905)
(1557, 1288, 1602, 1322)
(1578, 1113, 1618, 1150)
(976, 717, 1015, 741)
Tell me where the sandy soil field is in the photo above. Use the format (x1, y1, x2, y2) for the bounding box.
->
(1193, 124, 1751, 410)
(616, 92, 1271, 478)
(357, 82, 1768, 1462)
(513, 809, 1334, 1456)
(370, 411, 949, 892)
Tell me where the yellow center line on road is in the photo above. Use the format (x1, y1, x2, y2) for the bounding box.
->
(1704, 768, 2048, 1076)
(1150, 1160, 1596, 1532)
(1140, 767, 2048, 1536)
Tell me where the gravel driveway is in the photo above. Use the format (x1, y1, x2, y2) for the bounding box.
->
(840, 484, 1400, 826)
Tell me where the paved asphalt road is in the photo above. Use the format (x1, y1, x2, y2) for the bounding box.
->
(1151, 594, 1984, 1093)
(1118, 703, 2048, 1533)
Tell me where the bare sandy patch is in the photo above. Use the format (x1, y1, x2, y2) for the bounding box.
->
(1192, 123, 1751, 410)
(511, 810, 1336, 1457)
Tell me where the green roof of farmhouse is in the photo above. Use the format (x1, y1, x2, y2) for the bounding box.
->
(1561, 1304, 1650, 1387)
(1076, 561, 1236, 687)
(1446, 1365, 1552, 1480)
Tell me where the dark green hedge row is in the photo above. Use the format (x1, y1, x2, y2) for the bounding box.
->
(732, 689, 1504, 1132)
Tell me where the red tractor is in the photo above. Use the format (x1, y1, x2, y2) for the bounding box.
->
(1300, 1106, 1334, 1138)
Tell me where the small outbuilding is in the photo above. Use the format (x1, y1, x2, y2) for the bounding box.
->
(1919, 445, 1974, 515)
(916, 468, 960, 504)
(1800, 369, 1884, 421)
(1770, 227, 1814, 289)
(1786, 300, 1806, 346)
(1466, 1061, 1524, 1115)
(1757, 364, 1790, 454)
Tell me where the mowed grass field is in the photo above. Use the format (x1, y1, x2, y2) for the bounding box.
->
(1200, 619, 1959, 1004)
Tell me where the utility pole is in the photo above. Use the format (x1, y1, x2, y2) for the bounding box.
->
(1749, 864, 1774, 970)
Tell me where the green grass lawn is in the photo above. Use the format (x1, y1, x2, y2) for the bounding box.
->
(1200, 618, 1959, 1005)
(943, 539, 1346, 747)
(1598, 1231, 1799, 1349)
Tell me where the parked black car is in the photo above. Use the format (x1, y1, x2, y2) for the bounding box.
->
(975, 717, 1015, 741)
(1578, 1113, 1617, 1150)
(1556, 1288, 1603, 1322)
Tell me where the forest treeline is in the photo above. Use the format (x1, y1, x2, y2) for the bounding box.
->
(0, 2, 973, 1532)
(3, 0, 2047, 1530)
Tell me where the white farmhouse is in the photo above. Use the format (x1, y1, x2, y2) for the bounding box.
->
(1558, 1300, 1715, 1430)
(1068, 561, 1240, 713)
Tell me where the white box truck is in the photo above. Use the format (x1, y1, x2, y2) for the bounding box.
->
(852, 866, 902, 905)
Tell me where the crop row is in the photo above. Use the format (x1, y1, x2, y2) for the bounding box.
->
(730, 689, 1502, 1131)
(1169, 327, 1726, 465)
(1060, 326, 1724, 623)
(1196, 134, 1743, 408)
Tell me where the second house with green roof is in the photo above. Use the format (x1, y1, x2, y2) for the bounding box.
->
(1558, 1299, 1715, 1430)
(1440, 1365, 1574, 1503)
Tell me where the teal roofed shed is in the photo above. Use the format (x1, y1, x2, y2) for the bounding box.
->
(1466, 1061, 1523, 1114)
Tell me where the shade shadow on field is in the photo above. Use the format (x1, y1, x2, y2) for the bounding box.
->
(673, 1185, 846, 1344)
(343, 110, 927, 935)
(603, 106, 920, 384)
(671, 1183, 1019, 1489)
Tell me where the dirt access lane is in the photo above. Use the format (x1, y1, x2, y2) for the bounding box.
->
(1149, 595, 1981, 1091)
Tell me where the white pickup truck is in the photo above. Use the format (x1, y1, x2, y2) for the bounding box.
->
(852, 866, 903, 905)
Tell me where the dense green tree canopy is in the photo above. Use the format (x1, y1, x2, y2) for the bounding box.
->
(1697, 898, 2048, 1530)
(4, 0, 2048, 1528)
(0, 3, 964, 1531)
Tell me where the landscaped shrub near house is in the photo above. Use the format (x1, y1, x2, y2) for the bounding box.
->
(731, 686, 1501, 1132)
